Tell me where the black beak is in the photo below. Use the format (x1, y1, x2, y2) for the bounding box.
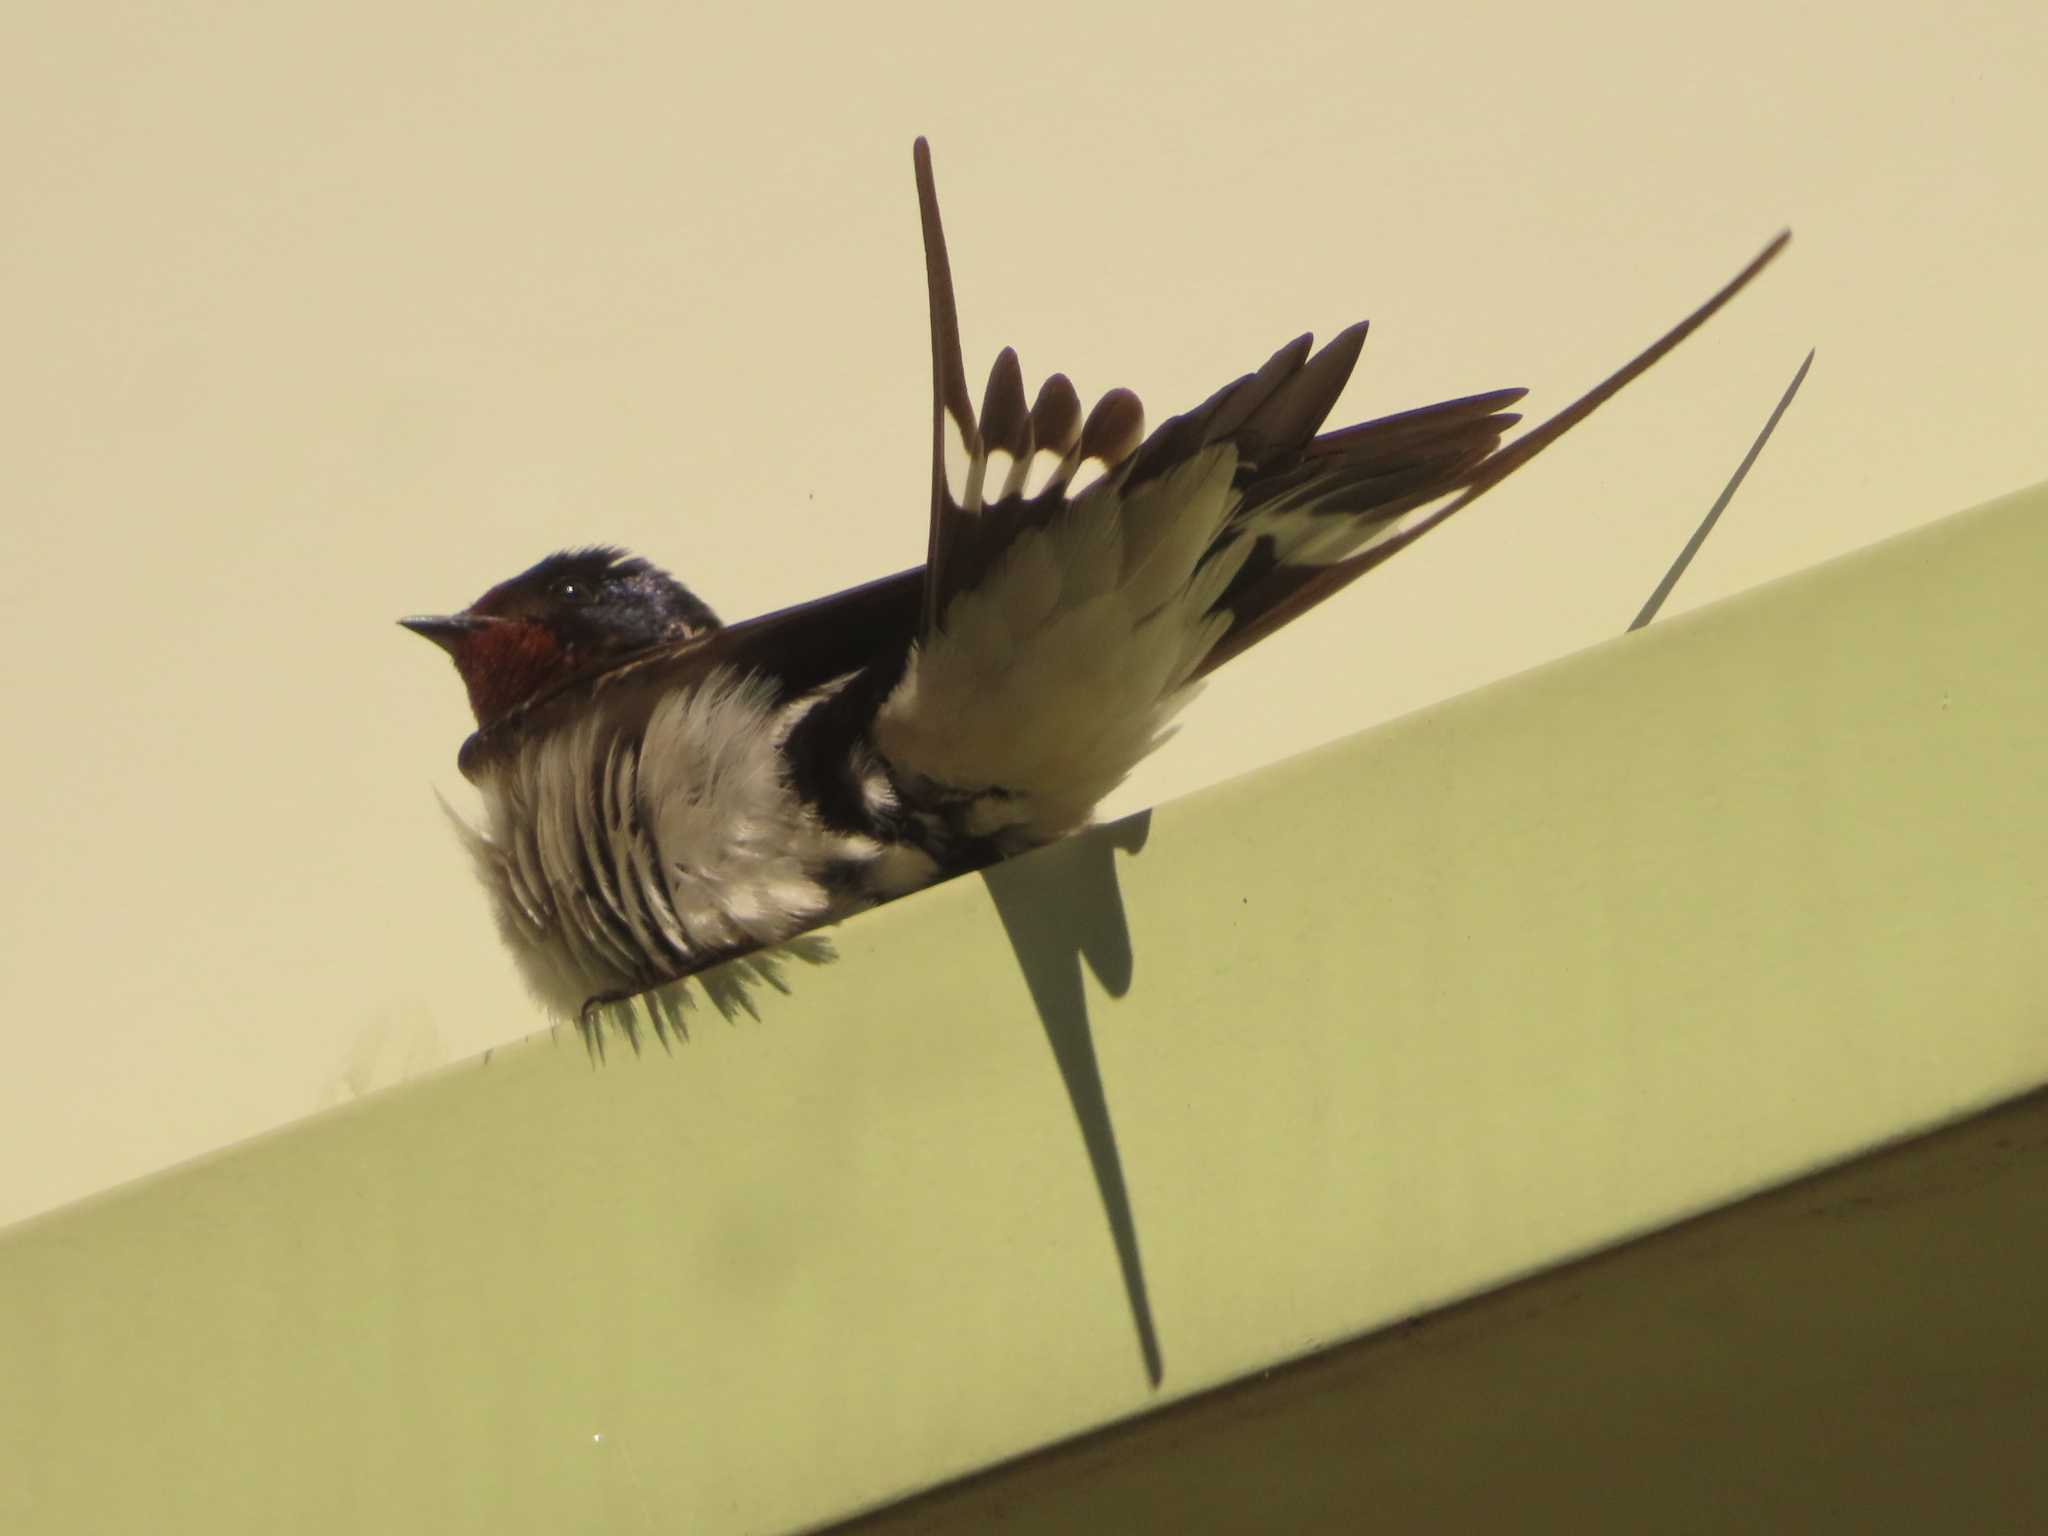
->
(398, 613, 496, 656)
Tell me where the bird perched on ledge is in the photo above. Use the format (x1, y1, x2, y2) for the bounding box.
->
(404, 138, 1786, 1046)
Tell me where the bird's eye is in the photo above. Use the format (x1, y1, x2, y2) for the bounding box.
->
(554, 579, 593, 604)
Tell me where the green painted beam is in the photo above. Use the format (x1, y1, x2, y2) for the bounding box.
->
(4, 482, 2045, 1534)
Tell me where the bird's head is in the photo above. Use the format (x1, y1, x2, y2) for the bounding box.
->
(401, 546, 720, 729)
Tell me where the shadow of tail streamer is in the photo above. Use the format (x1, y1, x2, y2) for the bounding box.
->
(980, 810, 1163, 1389)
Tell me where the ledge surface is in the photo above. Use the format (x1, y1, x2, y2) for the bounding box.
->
(4, 483, 2045, 1533)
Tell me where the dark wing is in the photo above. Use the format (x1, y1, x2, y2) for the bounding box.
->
(458, 568, 923, 778)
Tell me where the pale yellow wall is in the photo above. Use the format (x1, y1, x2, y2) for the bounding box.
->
(3, 1, 2043, 1228)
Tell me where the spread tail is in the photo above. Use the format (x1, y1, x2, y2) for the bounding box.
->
(881, 137, 1786, 849)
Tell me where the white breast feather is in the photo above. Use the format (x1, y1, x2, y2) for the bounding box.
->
(450, 669, 871, 1020)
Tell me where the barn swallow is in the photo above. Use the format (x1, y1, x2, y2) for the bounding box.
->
(404, 139, 1786, 1043)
